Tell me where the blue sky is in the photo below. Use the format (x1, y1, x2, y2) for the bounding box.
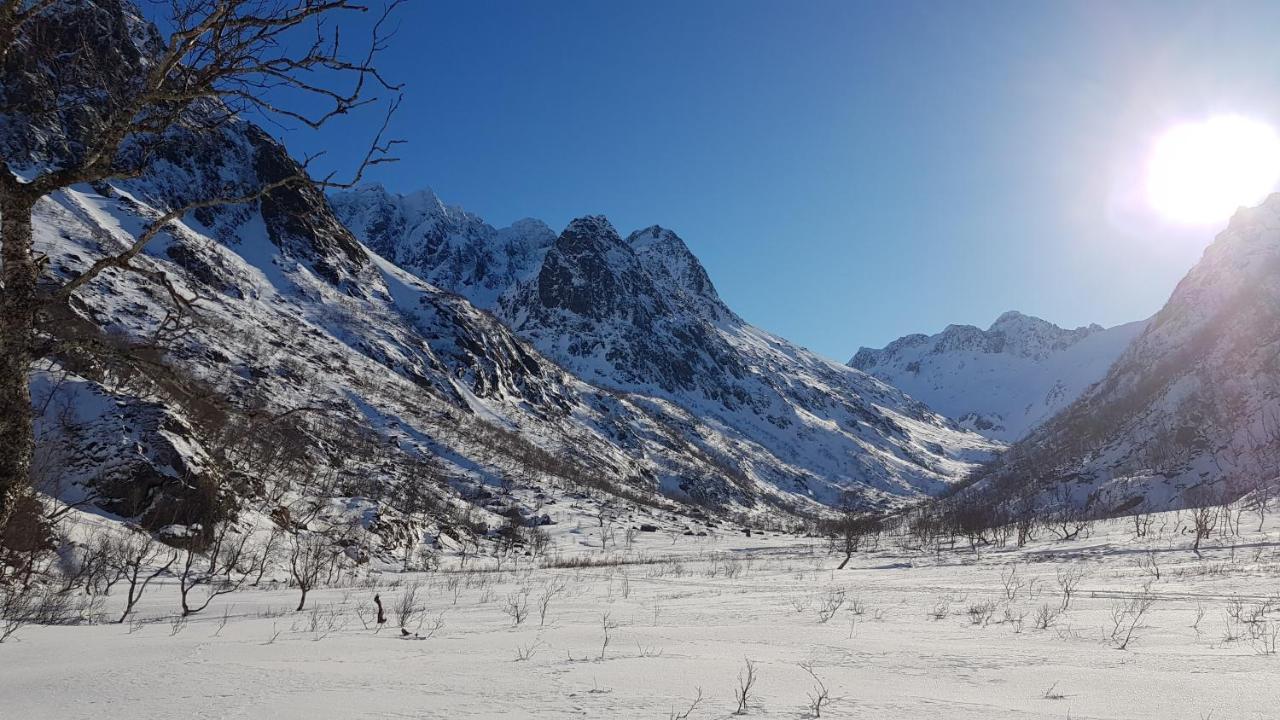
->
(284, 0, 1280, 359)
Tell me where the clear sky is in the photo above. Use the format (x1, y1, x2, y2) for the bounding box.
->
(286, 0, 1280, 360)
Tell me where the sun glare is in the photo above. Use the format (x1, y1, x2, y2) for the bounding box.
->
(1146, 115, 1280, 225)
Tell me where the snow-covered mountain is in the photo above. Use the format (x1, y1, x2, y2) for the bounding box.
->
(3, 0, 998, 539)
(0, 0, 785, 529)
(327, 185, 556, 309)
(971, 198, 1280, 514)
(851, 312, 1148, 441)
(332, 189, 1000, 509)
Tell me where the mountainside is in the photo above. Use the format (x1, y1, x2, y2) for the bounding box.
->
(970, 197, 1280, 514)
(333, 188, 1000, 509)
(3, 0, 999, 540)
(851, 312, 1148, 441)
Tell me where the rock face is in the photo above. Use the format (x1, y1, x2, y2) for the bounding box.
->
(333, 192, 1001, 509)
(971, 197, 1280, 514)
(851, 312, 1148, 441)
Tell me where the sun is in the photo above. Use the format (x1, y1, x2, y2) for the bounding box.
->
(1146, 115, 1280, 225)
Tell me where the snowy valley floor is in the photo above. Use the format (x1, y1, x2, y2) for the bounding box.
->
(5, 505, 1280, 719)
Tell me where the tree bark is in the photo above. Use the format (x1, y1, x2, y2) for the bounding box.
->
(0, 187, 38, 532)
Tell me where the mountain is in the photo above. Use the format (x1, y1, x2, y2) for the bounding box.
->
(970, 198, 1280, 514)
(850, 312, 1148, 442)
(332, 188, 1000, 509)
(327, 185, 556, 309)
(0, 0, 790, 534)
(4, 0, 998, 540)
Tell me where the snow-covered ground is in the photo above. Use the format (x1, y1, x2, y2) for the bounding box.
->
(6, 500, 1280, 719)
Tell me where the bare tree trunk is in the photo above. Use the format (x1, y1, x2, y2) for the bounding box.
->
(0, 187, 37, 531)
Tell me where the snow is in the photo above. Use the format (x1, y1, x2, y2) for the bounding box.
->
(8, 500, 1280, 719)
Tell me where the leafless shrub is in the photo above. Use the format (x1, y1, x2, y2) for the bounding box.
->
(929, 598, 950, 621)
(1003, 606, 1027, 633)
(1000, 565, 1025, 601)
(212, 605, 233, 637)
(668, 687, 704, 720)
(1136, 552, 1161, 582)
(967, 600, 996, 626)
(1034, 603, 1061, 630)
(0, 584, 38, 642)
(537, 578, 566, 627)
(417, 612, 446, 638)
(513, 640, 544, 662)
(1109, 594, 1154, 650)
(395, 582, 423, 629)
(816, 588, 846, 624)
(1132, 510, 1155, 539)
(734, 657, 758, 715)
(635, 639, 664, 658)
(1251, 620, 1279, 655)
(1042, 682, 1066, 700)
(168, 613, 188, 637)
(1057, 566, 1086, 611)
(599, 611, 618, 660)
(799, 662, 830, 717)
(1191, 602, 1207, 637)
(503, 589, 531, 626)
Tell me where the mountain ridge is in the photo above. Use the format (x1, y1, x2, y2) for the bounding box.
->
(332, 185, 1001, 509)
(851, 311, 1149, 441)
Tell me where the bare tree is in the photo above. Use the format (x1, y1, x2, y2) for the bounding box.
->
(1109, 594, 1155, 650)
(111, 531, 178, 623)
(1191, 503, 1219, 554)
(829, 505, 880, 570)
(0, 0, 404, 531)
(288, 532, 333, 611)
(177, 546, 243, 616)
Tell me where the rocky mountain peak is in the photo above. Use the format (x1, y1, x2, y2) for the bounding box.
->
(518, 214, 664, 327)
(627, 225, 732, 322)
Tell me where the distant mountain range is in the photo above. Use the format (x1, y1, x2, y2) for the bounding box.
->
(851, 311, 1149, 442)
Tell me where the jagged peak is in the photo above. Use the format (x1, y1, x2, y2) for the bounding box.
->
(989, 309, 1032, 329)
(562, 214, 622, 240)
(627, 224, 679, 248)
(507, 217, 555, 235)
